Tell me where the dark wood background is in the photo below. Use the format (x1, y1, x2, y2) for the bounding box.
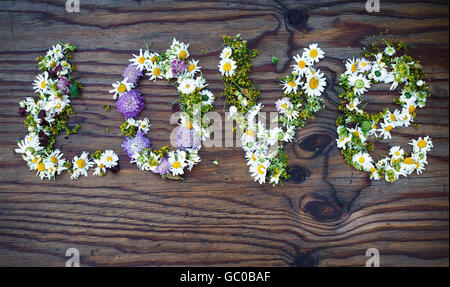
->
(0, 0, 448, 267)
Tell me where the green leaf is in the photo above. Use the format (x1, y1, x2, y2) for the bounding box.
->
(361, 120, 371, 133)
(70, 84, 81, 98)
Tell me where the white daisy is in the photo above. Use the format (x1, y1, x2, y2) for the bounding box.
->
(219, 58, 236, 77)
(147, 62, 164, 81)
(93, 158, 107, 176)
(345, 58, 359, 75)
(348, 74, 371, 96)
(378, 122, 394, 140)
(33, 72, 51, 94)
(200, 89, 215, 106)
(304, 43, 324, 63)
(137, 118, 151, 133)
(186, 59, 201, 76)
(348, 127, 367, 143)
(292, 53, 312, 76)
(409, 136, 433, 153)
(282, 77, 302, 95)
(250, 160, 270, 184)
(15, 133, 43, 156)
(109, 79, 134, 99)
(178, 78, 196, 95)
(389, 146, 404, 161)
(169, 150, 187, 176)
(130, 49, 150, 71)
(352, 152, 373, 171)
(172, 40, 190, 60)
(304, 70, 326, 97)
(71, 152, 94, 179)
(220, 46, 233, 59)
(346, 98, 363, 114)
(100, 150, 119, 169)
(357, 58, 372, 73)
(336, 135, 351, 150)
(275, 98, 293, 114)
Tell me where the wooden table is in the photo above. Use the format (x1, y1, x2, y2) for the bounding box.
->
(0, 0, 448, 267)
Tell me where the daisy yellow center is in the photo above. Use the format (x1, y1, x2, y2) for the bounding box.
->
(246, 129, 255, 137)
(172, 161, 181, 169)
(51, 156, 58, 164)
(117, 84, 127, 93)
(404, 157, 414, 165)
(188, 64, 195, 72)
(40, 81, 46, 89)
(385, 125, 393, 132)
(340, 137, 346, 142)
(138, 56, 146, 64)
(361, 62, 367, 67)
(395, 151, 400, 156)
(288, 81, 297, 87)
(351, 64, 358, 73)
(251, 154, 256, 161)
(37, 162, 46, 172)
(409, 105, 415, 114)
(309, 49, 318, 58)
(32, 157, 39, 164)
(390, 114, 396, 121)
(358, 157, 365, 164)
(281, 103, 287, 109)
(309, 78, 319, 90)
(225, 52, 231, 57)
(298, 60, 306, 69)
(56, 103, 61, 109)
(257, 165, 265, 175)
(76, 159, 86, 169)
(353, 131, 360, 137)
(99, 163, 104, 169)
(151, 56, 157, 63)
(179, 50, 187, 60)
(223, 62, 232, 72)
(418, 140, 427, 148)
(370, 167, 376, 174)
(107, 156, 112, 162)
(49, 61, 56, 68)
(349, 103, 355, 109)
(153, 67, 161, 76)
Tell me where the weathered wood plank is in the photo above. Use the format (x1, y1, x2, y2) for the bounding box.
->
(0, 0, 448, 266)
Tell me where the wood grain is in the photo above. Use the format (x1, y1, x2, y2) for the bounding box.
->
(0, 0, 448, 267)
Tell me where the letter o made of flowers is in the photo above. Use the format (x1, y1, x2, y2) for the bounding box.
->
(336, 40, 433, 183)
(15, 43, 119, 180)
(110, 39, 215, 180)
(220, 35, 326, 185)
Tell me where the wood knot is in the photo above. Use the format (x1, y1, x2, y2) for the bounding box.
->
(286, 9, 308, 26)
(287, 165, 311, 184)
(291, 253, 316, 267)
(298, 134, 332, 153)
(303, 200, 342, 221)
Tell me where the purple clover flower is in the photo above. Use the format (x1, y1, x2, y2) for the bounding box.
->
(177, 126, 201, 149)
(122, 131, 151, 159)
(57, 76, 71, 94)
(116, 90, 145, 118)
(154, 157, 171, 175)
(171, 59, 188, 77)
(122, 64, 143, 85)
